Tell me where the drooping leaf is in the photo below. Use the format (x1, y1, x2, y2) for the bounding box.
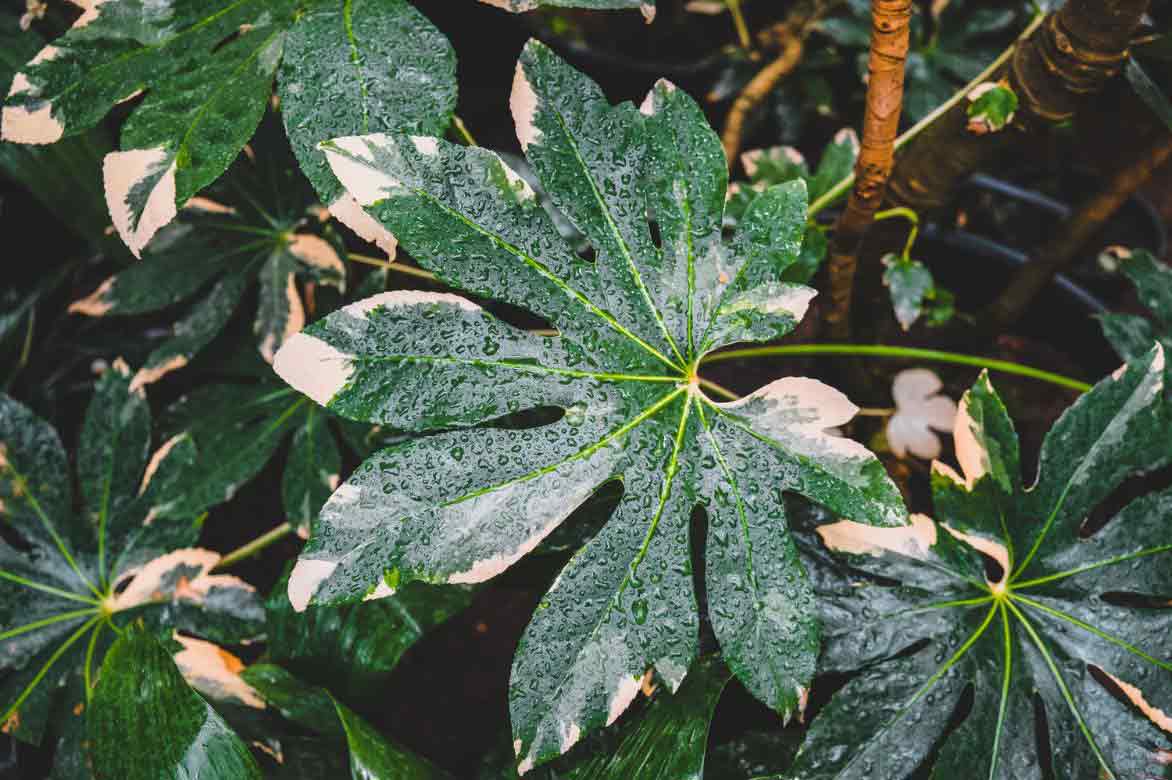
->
(241, 663, 451, 779)
(262, 569, 474, 702)
(277, 0, 456, 256)
(779, 351, 1172, 779)
(0, 363, 264, 773)
(478, 0, 656, 23)
(1100, 248, 1172, 364)
(88, 628, 261, 780)
(274, 41, 904, 771)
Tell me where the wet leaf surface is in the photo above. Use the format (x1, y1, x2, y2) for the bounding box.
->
(275, 40, 905, 772)
(780, 350, 1172, 779)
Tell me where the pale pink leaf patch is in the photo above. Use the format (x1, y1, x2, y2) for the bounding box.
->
(886, 368, 957, 460)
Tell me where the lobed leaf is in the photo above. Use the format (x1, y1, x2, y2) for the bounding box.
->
(274, 40, 905, 772)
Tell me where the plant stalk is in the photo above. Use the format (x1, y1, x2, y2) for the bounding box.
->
(213, 522, 296, 571)
(823, 0, 913, 341)
(701, 343, 1092, 391)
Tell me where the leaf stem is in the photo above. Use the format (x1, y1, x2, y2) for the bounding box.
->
(347, 253, 439, 281)
(212, 522, 296, 571)
(726, 0, 753, 50)
(873, 206, 919, 261)
(701, 343, 1091, 392)
(698, 376, 739, 401)
(451, 116, 478, 147)
(808, 11, 1046, 218)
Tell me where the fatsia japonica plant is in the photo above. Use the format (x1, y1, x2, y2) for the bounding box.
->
(272, 40, 905, 772)
(788, 355, 1172, 779)
(0, 361, 265, 775)
(5, 0, 1172, 776)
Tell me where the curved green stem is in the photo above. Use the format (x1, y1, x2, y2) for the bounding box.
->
(213, 522, 296, 571)
(873, 206, 920, 260)
(808, 11, 1046, 217)
(701, 344, 1091, 392)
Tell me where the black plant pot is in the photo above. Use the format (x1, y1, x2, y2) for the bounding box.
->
(921, 172, 1167, 377)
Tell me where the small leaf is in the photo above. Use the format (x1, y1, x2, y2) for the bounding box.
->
(882, 254, 935, 330)
(88, 628, 261, 780)
(965, 82, 1018, 135)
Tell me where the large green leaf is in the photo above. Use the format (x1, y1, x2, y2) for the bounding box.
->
(779, 349, 1172, 779)
(1100, 248, 1172, 364)
(272, 40, 904, 772)
(3, 0, 456, 257)
(0, 363, 264, 774)
(88, 628, 261, 780)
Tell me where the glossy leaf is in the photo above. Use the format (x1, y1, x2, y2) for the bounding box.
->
(882, 254, 935, 331)
(0, 364, 264, 774)
(274, 41, 904, 772)
(89, 628, 261, 780)
(780, 351, 1172, 779)
(277, 0, 456, 256)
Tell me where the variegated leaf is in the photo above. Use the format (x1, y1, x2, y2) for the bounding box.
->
(273, 41, 905, 772)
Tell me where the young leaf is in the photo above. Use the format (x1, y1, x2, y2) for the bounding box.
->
(965, 82, 1018, 134)
(275, 41, 904, 771)
(727, 130, 857, 284)
(1100, 248, 1172, 363)
(882, 254, 935, 331)
(277, 0, 456, 257)
(0, 364, 264, 774)
(89, 627, 261, 780)
(781, 351, 1172, 779)
(885, 368, 957, 460)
